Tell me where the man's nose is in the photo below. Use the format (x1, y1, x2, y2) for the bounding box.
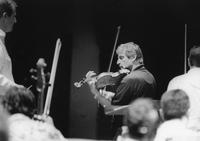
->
(117, 59, 120, 64)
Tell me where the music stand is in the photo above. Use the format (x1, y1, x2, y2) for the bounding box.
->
(105, 105, 129, 115)
(104, 100, 160, 116)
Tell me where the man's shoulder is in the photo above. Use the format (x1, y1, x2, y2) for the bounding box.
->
(168, 68, 200, 84)
(122, 72, 143, 83)
(169, 74, 186, 83)
(167, 74, 186, 91)
(155, 119, 200, 141)
(122, 69, 155, 85)
(125, 68, 153, 79)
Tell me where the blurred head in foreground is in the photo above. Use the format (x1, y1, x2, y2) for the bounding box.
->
(125, 98, 160, 140)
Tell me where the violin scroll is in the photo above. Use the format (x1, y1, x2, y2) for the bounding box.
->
(74, 71, 97, 88)
(74, 78, 86, 88)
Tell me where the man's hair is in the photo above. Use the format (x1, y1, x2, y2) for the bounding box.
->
(126, 98, 159, 139)
(1, 86, 36, 118)
(189, 46, 200, 67)
(116, 42, 144, 64)
(161, 89, 190, 120)
(0, 0, 17, 17)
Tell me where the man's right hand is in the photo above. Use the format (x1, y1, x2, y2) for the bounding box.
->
(100, 89, 115, 101)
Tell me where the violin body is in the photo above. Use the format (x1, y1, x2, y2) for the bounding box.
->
(95, 72, 127, 89)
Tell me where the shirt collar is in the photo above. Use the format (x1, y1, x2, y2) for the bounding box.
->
(9, 113, 30, 122)
(132, 64, 145, 71)
(0, 28, 6, 38)
(188, 67, 200, 73)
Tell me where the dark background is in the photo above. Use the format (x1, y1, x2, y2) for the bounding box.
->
(5, 0, 200, 139)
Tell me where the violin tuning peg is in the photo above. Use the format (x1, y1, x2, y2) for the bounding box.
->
(74, 82, 81, 88)
(31, 75, 37, 80)
(37, 58, 47, 67)
(29, 68, 37, 73)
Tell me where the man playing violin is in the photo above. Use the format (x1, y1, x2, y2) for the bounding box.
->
(86, 42, 157, 138)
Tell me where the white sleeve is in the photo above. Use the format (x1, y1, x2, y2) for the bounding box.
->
(0, 73, 16, 87)
(154, 126, 169, 141)
(0, 48, 16, 95)
(0, 74, 16, 95)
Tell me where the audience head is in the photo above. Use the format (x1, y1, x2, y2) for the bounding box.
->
(161, 89, 190, 120)
(188, 46, 200, 68)
(1, 86, 36, 118)
(125, 98, 159, 140)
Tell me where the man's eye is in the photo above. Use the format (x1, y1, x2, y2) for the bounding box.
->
(119, 56, 124, 60)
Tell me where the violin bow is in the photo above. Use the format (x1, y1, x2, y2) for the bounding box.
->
(100, 26, 121, 94)
(184, 24, 187, 74)
(107, 26, 121, 72)
(43, 38, 62, 116)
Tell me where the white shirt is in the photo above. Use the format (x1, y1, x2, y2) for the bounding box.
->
(167, 67, 200, 130)
(154, 119, 200, 141)
(8, 113, 68, 141)
(0, 28, 16, 95)
(117, 135, 138, 141)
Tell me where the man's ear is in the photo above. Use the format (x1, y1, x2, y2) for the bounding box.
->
(2, 12, 8, 18)
(130, 55, 137, 62)
(159, 109, 165, 121)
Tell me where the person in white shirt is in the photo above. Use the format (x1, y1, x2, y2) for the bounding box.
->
(0, 0, 23, 96)
(167, 46, 200, 131)
(154, 89, 200, 141)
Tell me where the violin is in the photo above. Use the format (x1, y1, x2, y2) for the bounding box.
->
(74, 69, 130, 89)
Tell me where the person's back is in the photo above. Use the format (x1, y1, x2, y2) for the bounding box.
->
(154, 118, 200, 141)
(167, 46, 200, 130)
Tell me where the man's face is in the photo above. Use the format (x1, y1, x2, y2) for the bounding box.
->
(4, 12, 17, 32)
(117, 51, 134, 69)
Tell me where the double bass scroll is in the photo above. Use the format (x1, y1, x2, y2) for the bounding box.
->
(30, 58, 48, 115)
(36, 58, 47, 115)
